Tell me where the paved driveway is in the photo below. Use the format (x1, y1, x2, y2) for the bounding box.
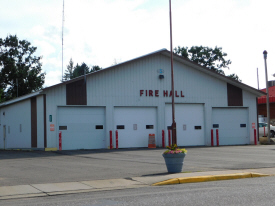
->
(1, 145, 275, 186)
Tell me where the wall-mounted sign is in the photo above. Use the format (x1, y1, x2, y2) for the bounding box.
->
(252, 123, 255, 129)
(50, 124, 55, 131)
(158, 69, 164, 74)
(140, 90, 184, 97)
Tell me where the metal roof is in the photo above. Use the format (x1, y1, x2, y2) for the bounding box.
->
(0, 48, 265, 107)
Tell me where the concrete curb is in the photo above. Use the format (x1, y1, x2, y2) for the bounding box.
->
(152, 172, 270, 186)
(0, 172, 271, 200)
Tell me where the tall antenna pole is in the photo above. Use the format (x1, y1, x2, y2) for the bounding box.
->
(169, 0, 177, 145)
(62, 0, 65, 82)
(257, 68, 259, 90)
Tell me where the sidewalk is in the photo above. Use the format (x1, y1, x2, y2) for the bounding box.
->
(1, 167, 274, 200)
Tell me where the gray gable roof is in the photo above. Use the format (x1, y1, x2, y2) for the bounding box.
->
(0, 49, 265, 107)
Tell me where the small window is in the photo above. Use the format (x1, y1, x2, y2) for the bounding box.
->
(117, 125, 125, 129)
(213, 124, 219, 128)
(146, 125, 154, 129)
(95, 125, 103, 129)
(195, 126, 202, 130)
(167, 126, 172, 130)
(240, 124, 246, 128)
(59, 126, 67, 130)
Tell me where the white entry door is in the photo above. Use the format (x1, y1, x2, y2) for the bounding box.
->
(114, 107, 157, 148)
(212, 108, 249, 145)
(165, 104, 205, 146)
(58, 107, 105, 150)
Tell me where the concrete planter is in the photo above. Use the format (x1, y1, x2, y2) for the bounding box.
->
(162, 153, 186, 173)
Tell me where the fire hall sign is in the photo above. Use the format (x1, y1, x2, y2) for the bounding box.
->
(140, 90, 184, 97)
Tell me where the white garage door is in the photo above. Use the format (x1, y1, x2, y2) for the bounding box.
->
(58, 107, 105, 150)
(114, 107, 157, 148)
(212, 108, 249, 145)
(165, 104, 205, 146)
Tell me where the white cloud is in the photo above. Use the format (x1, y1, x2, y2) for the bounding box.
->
(1, 0, 275, 89)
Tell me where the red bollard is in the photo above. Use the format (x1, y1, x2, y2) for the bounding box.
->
(59, 131, 62, 151)
(162, 130, 165, 148)
(216, 129, 219, 146)
(116, 130, 118, 149)
(109, 130, 113, 149)
(211, 129, 214, 146)
(254, 129, 257, 145)
(168, 130, 171, 146)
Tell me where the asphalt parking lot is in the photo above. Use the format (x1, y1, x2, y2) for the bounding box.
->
(1, 145, 275, 187)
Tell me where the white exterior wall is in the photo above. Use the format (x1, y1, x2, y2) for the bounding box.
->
(84, 53, 257, 147)
(0, 51, 261, 150)
(243, 90, 258, 144)
(44, 85, 66, 148)
(42, 53, 259, 148)
(0, 99, 31, 149)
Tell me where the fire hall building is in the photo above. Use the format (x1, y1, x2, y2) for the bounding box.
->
(0, 49, 264, 150)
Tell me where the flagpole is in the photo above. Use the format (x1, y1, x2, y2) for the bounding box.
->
(169, 0, 177, 145)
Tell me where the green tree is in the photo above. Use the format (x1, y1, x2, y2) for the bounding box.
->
(174, 46, 241, 81)
(63, 59, 102, 80)
(73, 62, 90, 78)
(0, 35, 45, 102)
(63, 58, 74, 81)
(227, 73, 241, 82)
(91, 65, 101, 72)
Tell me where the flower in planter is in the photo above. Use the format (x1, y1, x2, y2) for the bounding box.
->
(163, 144, 187, 154)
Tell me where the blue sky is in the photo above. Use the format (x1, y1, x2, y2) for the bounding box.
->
(1, 0, 274, 89)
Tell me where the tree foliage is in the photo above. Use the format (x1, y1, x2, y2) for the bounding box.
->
(0, 35, 45, 102)
(174, 46, 241, 82)
(63, 58, 102, 81)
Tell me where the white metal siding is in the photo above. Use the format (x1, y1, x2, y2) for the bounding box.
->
(42, 53, 258, 148)
(0, 100, 31, 149)
(212, 108, 249, 145)
(114, 107, 157, 148)
(45, 85, 66, 148)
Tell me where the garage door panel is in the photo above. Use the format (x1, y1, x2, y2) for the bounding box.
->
(114, 107, 157, 148)
(165, 104, 205, 146)
(58, 107, 105, 150)
(212, 108, 249, 145)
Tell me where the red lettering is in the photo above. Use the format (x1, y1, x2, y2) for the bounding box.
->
(155, 90, 159, 97)
(141, 90, 184, 97)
